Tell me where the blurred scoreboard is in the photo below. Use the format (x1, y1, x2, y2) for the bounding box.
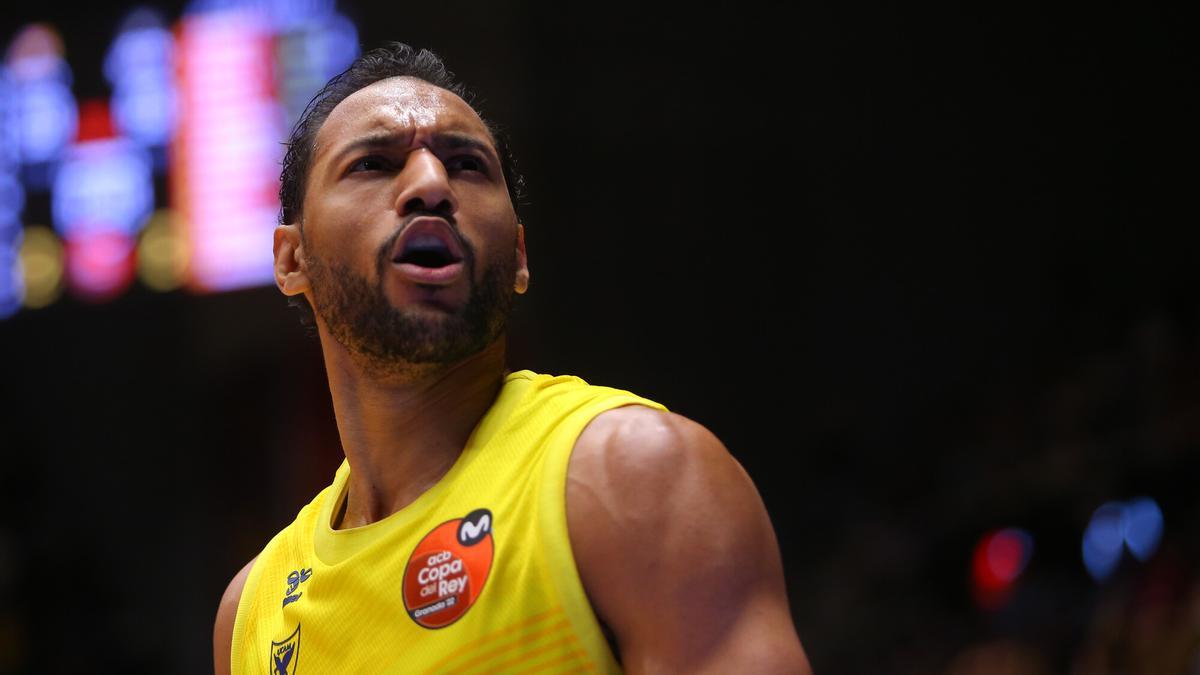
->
(0, 1, 359, 318)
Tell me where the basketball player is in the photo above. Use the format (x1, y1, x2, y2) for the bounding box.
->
(214, 42, 810, 674)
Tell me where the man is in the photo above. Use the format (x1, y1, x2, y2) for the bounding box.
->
(214, 42, 810, 674)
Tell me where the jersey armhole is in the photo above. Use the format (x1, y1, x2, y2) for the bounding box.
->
(537, 395, 668, 671)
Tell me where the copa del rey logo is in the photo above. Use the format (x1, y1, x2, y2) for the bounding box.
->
(402, 508, 494, 629)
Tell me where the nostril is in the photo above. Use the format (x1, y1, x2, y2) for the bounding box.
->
(403, 197, 453, 217)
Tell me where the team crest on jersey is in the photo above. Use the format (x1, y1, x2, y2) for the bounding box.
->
(268, 624, 300, 675)
(402, 508, 494, 629)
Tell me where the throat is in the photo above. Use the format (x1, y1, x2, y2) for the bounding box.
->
(338, 446, 466, 527)
(331, 486, 350, 530)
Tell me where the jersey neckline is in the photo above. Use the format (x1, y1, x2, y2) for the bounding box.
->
(311, 369, 541, 566)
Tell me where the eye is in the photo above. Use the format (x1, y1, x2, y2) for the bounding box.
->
(347, 155, 393, 173)
(447, 155, 486, 174)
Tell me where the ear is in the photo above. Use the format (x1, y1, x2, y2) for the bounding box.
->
(514, 223, 530, 295)
(273, 224, 311, 297)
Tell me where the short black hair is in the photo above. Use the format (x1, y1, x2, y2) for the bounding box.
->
(277, 42, 526, 326)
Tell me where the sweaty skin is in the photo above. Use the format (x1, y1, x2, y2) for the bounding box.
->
(213, 76, 810, 674)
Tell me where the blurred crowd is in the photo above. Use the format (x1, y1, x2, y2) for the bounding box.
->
(811, 307, 1200, 674)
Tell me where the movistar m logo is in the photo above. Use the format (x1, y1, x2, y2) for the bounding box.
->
(457, 509, 492, 546)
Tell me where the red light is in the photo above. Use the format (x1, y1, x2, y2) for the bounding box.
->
(65, 230, 136, 302)
(971, 528, 1033, 609)
(77, 99, 115, 142)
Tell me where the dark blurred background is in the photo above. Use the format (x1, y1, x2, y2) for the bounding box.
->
(1, 1, 1198, 673)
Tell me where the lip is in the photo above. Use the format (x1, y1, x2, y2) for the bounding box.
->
(389, 217, 466, 286)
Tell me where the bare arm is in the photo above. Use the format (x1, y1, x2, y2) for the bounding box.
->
(567, 406, 811, 674)
(213, 557, 256, 675)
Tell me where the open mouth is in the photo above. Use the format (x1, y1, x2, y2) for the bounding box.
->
(391, 217, 466, 266)
(389, 218, 467, 286)
(393, 232, 464, 268)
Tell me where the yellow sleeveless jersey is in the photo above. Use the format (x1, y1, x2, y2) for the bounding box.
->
(230, 370, 667, 674)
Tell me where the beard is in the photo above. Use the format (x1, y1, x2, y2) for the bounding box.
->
(304, 229, 516, 379)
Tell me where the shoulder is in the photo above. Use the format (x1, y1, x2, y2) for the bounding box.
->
(566, 405, 767, 570)
(568, 405, 739, 510)
(574, 403, 727, 463)
(213, 556, 257, 675)
(568, 405, 761, 533)
(565, 405, 811, 674)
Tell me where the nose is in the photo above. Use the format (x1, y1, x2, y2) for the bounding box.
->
(394, 148, 457, 217)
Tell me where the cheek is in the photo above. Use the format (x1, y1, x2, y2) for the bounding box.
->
(468, 198, 518, 241)
(307, 199, 394, 265)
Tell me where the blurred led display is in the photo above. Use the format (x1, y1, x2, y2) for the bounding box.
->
(0, 3, 360, 318)
(51, 100, 153, 299)
(172, 8, 287, 292)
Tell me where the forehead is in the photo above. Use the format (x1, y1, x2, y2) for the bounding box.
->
(315, 76, 494, 157)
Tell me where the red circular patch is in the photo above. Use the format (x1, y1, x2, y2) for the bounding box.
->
(402, 510, 494, 628)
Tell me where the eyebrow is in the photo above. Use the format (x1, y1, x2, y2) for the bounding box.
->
(327, 130, 499, 167)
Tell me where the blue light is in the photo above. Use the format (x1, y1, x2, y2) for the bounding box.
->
(0, 67, 22, 318)
(103, 22, 173, 86)
(0, 227, 21, 319)
(0, 170, 22, 223)
(0, 69, 19, 166)
(112, 87, 176, 146)
(184, 0, 274, 16)
(1122, 497, 1164, 562)
(52, 139, 154, 238)
(274, 14, 358, 133)
(15, 79, 77, 166)
(0, 260, 20, 318)
(0, 173, 26, 224)
(320, 13, 359, 75)
(6, 24, 78, 171)
(104, 12, 178, 147)
(1082, 501, 1124, 583)
(262, 0, 337, 30)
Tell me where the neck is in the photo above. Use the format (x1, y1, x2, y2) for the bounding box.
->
(317, 328, 509, 528)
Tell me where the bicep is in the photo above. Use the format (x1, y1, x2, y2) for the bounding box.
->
(213, 557, 256, 675)
(567, 409, 810, 675)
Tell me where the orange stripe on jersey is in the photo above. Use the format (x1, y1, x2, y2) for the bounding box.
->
(515, 647, 597, 674)
(419, 607, 566, 674)
(477, 634, 590, 674)
(429, 618, 574, 674)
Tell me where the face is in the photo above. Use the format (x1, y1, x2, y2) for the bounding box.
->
(276, 77, 529, 377)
